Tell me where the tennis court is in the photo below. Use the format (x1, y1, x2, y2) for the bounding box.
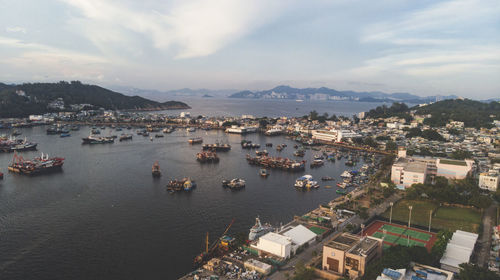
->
(363, 220, 438, 251)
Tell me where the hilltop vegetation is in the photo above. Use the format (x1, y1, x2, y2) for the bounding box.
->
(366, 99, 500, 128)
(415, 99, 499, 128)
(0, 81, 189, 118)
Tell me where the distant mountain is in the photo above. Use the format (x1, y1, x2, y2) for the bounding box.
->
(111, 86, 235, 102)
(0, 81, 190, 118)
(229, 85, 457, 103)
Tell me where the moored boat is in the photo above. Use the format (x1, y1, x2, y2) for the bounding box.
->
(82, 134, 115, 144)
(248, 217, 274, 241)
(119, 134, 133, 141)
(189, 137, 203, 144)
(8, 152, 64, 175)
(222, 178, 245, 190)
(259, 168, 269, 177)
(152, 161, 161, 177)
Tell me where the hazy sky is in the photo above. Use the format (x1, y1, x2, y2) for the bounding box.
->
(1, 0, 499, 98)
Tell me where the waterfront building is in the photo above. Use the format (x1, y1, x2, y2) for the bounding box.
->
(479, 171, 500, 192)
(251, 232, 292, 259)
(321, 233, 382, 279)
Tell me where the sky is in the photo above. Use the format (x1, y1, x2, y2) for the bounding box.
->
(0, 0, 499, 98)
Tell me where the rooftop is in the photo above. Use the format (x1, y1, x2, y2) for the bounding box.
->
(439, 159, 467, 166)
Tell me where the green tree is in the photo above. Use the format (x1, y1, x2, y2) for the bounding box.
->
(459, 263, 500, 280)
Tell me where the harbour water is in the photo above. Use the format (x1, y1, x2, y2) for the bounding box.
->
(0, 101, 378, 279)
(159, 97, 387, 117)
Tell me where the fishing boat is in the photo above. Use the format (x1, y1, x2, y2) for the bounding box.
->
(310, 159, 324, 168)
(321, 176, 334, 181)
(222, 178, 245, 190)
(82, 134, 114, 144)
(162, 127, 174, 133)
(336, 182, 347, 188)
(294, 149, 305, 157)
(187, 127, 196, 132)
(189, 137, 203, 144)
(91, 129, 101, 135)
(241, 140, 260, 149)
(248, 217, 274, 241)
(8, 152, 64, 175)
(60, 133, 71, 137)
(265, 143, 273, 147)
(0, 170, 3, 179)
(246, 154, 305, 172)
(119, 134, 133, 141)
(255, 150, 268, 156)
(259, 168, 269, 177)
(152, 161, 161, 177)
(336, 189, 347, 195)
(155, 134, 164, 138)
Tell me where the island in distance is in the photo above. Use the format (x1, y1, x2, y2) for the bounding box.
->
(229, 85, 458, 103)
(0, 81, 190, 118)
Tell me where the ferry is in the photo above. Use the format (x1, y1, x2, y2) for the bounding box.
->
(248, 217, 274, 241)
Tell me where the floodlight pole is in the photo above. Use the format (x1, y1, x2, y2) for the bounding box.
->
(408, 206, 413, 228)
(389, 202, 394, 224)
(428, 210, 432, 232)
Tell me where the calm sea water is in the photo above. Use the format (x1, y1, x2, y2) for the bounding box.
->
(159, 97, 386, 117)
(0, 100, 379, 279)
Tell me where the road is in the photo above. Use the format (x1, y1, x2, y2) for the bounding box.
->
(476, 202, 497, 267)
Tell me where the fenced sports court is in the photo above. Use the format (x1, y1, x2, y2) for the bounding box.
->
(363, 220, 437, 251)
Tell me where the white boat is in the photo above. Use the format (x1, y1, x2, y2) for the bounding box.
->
(294, 174, 313, 188)
(340, 171, 352, 178)
(265, 128, 283, 136)
(186, 127, 196, 132)
(248, 217, 274, 241)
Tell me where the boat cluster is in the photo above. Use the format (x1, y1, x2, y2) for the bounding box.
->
(196, 151, 219, 163)
(246, 154, 305, 172)
(166, 178, 196, 193)
(294, 175, 319, 189)
(202, 142, 231, 151)
(0, 137, 38, 153)
(241, 140, 260, 149)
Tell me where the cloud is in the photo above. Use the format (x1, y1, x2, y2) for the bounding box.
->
(60, 0, 286, 59)
(5, 26, 27, 33)
(0, 36, 109, 81)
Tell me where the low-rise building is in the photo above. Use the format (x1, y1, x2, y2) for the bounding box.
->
(377, 263, 453, 280)
(440, 230, 478, 273)
(479, 171, 500, 192)
(322, 233, 382, 279)
(391, 157, 428, 189)
(251, 232, 292, 259)
(435, 158, 474, 180)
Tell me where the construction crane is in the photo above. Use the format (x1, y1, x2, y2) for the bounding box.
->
(194, 218, 235, 265)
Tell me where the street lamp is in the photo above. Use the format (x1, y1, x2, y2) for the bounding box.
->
(389, 202, 394, 224)
(408, 206, 413, 228)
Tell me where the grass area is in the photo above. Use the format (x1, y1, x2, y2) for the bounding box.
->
(381, 199, 438, 227)
(381, 199, 482, 233)
(432, 206, 482, 233)
(308, 226, 327, 235)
